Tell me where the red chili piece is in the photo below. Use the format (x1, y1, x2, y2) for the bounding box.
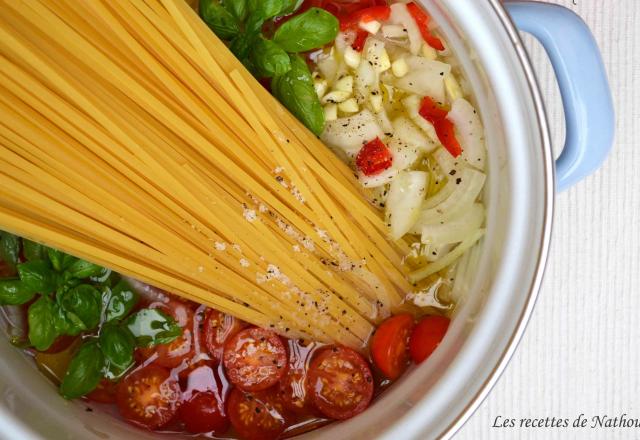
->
(356, 137, 393, 176)
(406, 2, 445, 51)
(419, 97, 463, 157)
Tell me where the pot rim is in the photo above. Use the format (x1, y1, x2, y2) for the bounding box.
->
(437, 0, 556, 437)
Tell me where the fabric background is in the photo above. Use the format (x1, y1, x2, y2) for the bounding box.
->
(458, 1, 640, 439)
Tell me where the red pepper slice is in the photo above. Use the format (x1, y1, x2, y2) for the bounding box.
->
(356, 137, 393, 176)
(340, 5, 391, 31)
(406, 2, 445, 51)
(419, 97, 462, 158)
(352, 29, 369, 51)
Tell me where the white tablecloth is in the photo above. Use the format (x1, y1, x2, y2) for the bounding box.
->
(458, 1, 640, 439)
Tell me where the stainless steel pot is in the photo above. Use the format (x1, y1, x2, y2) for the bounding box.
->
(0, 1, 613, 439)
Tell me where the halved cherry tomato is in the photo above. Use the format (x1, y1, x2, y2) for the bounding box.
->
(228, 388, 290, 440)
(406, 2, 445, 51)
(181, 361, 223, 396)
(356, 137, 393, 176)
(202, 308, 245, 363)
(116, 365, 181, 429)
(370, 314, 414, 380)
(86, 378, 117, 404)
(340, 5, 391, 31)
(419, 97, 462, 158)
(178, 390, 229, 434)
(223, 327, 288, 391)
(307, 346, 373, 420)
(278, 369, 312, 415)
(409, 315, 450, 363)
(138, 299, 197, 368)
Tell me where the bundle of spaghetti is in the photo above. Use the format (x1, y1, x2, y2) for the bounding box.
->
(0, 0, 414, 349)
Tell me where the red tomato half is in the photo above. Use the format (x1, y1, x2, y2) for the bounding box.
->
(138, 300, 198, 368)
(356, 137, 393, 176)
(370, 314, 414, 380)
(202, 308, 245, 363)
(178, 391, 229, 434)
(223, 327, 288, 392)
(86, 378, 117, 404)
(228, 388, 290, 440)
(116, 365, 181, 429)
(409, 315, 450, 363)
(307, 346, 373, 420)
(278, 369, 312, 415)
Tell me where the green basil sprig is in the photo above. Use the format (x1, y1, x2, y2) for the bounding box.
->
(0, 232, 20, 270)
(272, 55, 325, 136)
(28, 296, 60, 351)
(60, 341, 105, 400)
(273, 8, 339, 53)
(100, 324, 135, 380)
(103, 279, 139, 323)
(126, 308, 183, 348)
(199, 0, 338, 135)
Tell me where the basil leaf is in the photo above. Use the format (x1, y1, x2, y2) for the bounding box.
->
(28, 296, 60, 351)
(248, 0, 287, 20)
(200, 0, 240, 40)
(90, 267, 113, 284)
(47, 248, 77, 272)
(0, 280, 36, 305)
(17, 260, 55, 294)
(59, 285, 102, 331)
(22, 240, 45, 262)
(65, 259, 104, 280)
(103, 280, 139, 323)
(99, 325, 134, 380)
(250, 37, 291, 77)
(281, 0, 304, 15)
(273, 8, 339, 53)
(0, 232, 20, 270)
(222, 0, 247, 21)
(272, 54, 325, 136)
(59, 341, 104, 399)
(126, 308, 182, 348)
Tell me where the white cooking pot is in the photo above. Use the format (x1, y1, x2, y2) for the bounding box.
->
(0, 1, 614, 439)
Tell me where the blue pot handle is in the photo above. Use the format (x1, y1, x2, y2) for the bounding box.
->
(504, 1, 615, 191)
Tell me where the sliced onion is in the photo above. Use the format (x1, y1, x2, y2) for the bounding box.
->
(385, 170, 428, 240)
(321, 109, 383, 156)
(358, 167, 399, 188)
(395, 57, 450, 102)
(421, 203, 485, 246)
(447, 98, 486, 170)
(316, 48, 339, 83)
(389, 3, 422, 54)
(392, 116, 436, 153)
(411, 167, 486, 231)
(432, 146, 463, 177)
(388, 138, 421, 171)
(354, 57, 378, 103)
(409, 229, 485, 283)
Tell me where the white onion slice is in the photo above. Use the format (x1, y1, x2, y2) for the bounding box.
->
(447, 98, 486, 170)
(392, 116, 437, 153)
(321, 110, 383, 156)
(421, 203, 485, 246)
(389, 3, 423, 54)
(385, 170, 428, 240)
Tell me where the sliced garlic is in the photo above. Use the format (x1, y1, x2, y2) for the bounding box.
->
(421, 43, 438, 60)
(338, 98, 359, 114)
(370, 92, 383, 113)
(324, 103, 338, 121)
(314, 79, 328, 99)
(344, 46, 362, 69)
(333, 75, 354, 93)
(359, 20, 382, 35)
(322, 90, 351, 104)
(391, 57, 409, 78)
(444, 73, 463, 101)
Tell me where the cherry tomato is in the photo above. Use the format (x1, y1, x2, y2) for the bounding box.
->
(278, 369, 312, 415)
(202, 308, 245, 363)
(228, 388, 289, 440)
(307, 346, 373, 420)
(138, 299, 198, 368)
(181, 361, 224, 396)
(86, 378, 117, 404)
(409, 315, 450, 363)
(356, 137, 393, 176)
(406, 2, 445, 51)
(178, 390, 229, 434)
(115, 365, 181, 429)
(223, 327, 288, 392)
(370, 314, 414, 380)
